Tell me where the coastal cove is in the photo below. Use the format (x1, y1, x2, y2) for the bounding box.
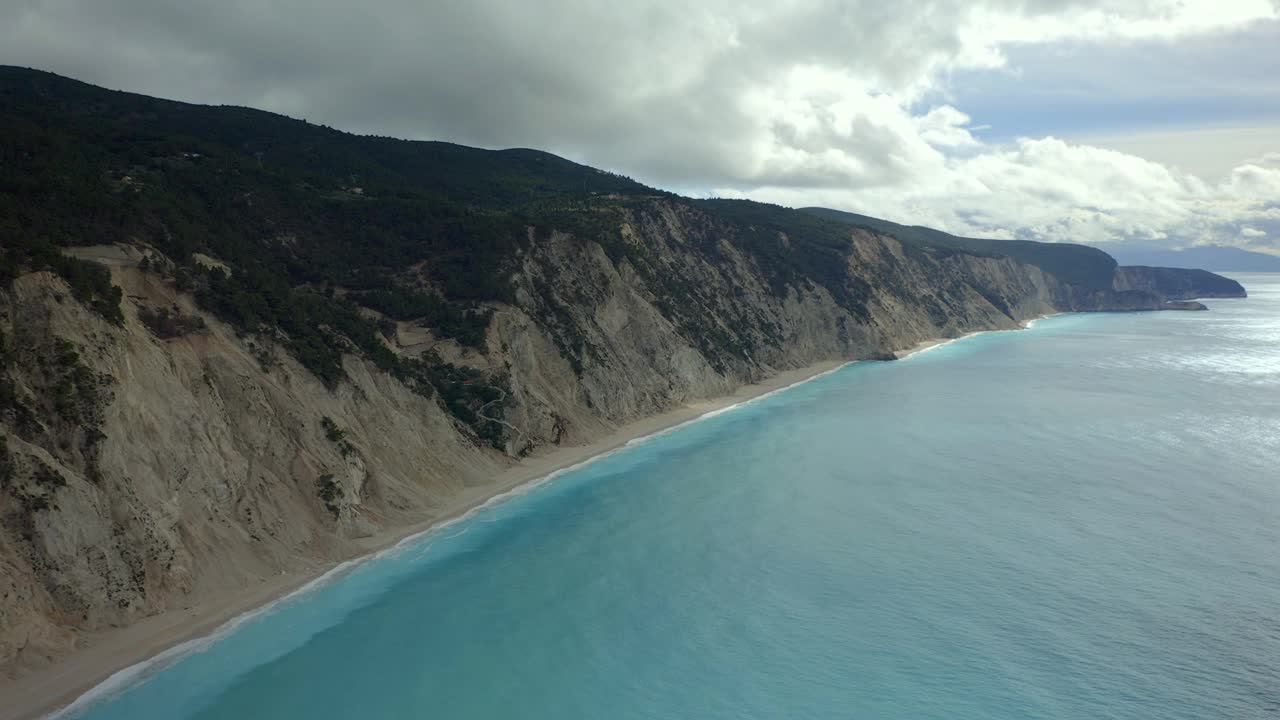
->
(1, 315, 1036, 720)
(4, 360, 852, 720)
(23, 274, 1280, 719)
(0, 66, 1253, 711)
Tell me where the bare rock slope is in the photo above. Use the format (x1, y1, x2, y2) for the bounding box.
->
(0, 199, 1244, 675)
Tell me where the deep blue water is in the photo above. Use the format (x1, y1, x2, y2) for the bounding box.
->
(65, 274, 1280, 719)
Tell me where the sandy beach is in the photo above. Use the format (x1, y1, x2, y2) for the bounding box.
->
(893, 336, 956, 358)
(893, 315, 1056, 360)
(1, 360, 849, 720)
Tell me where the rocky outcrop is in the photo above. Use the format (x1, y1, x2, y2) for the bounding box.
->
(0, 270, 504, 674)
(0, 200, 1244, 676)
(1113, 265, 1247, 300)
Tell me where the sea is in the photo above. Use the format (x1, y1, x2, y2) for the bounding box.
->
(61, 273, 1279, 719)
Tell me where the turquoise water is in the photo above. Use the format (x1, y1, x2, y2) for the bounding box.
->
(66, 274, 1280, 719)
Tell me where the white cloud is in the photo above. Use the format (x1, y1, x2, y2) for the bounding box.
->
(1065, 127, 1280, 179)
(718, 136, 1280, 248)
(1242, 227, 1268, 237)
(969, 0, 1276, 47)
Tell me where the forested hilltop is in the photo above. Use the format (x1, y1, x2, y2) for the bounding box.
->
(0, 66, 1244, 679)
(1, 66, 1241, 397)
(801, 206, 1248, 298)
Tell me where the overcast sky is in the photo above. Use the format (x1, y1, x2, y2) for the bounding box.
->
(4, 0, 1279, 251)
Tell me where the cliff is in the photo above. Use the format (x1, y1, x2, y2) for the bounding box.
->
(0, 67, 1248, 681)
(802, 206, 1247, 306)
(0, 203, 1243, 676)
(1112, 265, 1248, 300)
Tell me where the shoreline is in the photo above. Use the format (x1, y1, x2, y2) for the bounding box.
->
(6, 314, 1066, 720)
(3, 360, 851, 720)
(893, 313, 1058, 360)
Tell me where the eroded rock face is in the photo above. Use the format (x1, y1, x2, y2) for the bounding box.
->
(1112, 265, 1247, 300)
(0, 206, 1238, 674)
(0, 271, 502, 673)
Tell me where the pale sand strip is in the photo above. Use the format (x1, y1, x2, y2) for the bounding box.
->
(2, 360, 850, 720)
(893, 314, 1058, 359)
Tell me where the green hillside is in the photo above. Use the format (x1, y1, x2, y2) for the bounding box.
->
(2, 65, 1138, 408)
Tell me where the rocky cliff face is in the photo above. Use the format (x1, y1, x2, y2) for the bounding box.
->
(1113, 265, 1247, 301)
(0, 198, 1245, 677)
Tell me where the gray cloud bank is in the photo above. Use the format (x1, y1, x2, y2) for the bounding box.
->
(3, 0, 1279, 249)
